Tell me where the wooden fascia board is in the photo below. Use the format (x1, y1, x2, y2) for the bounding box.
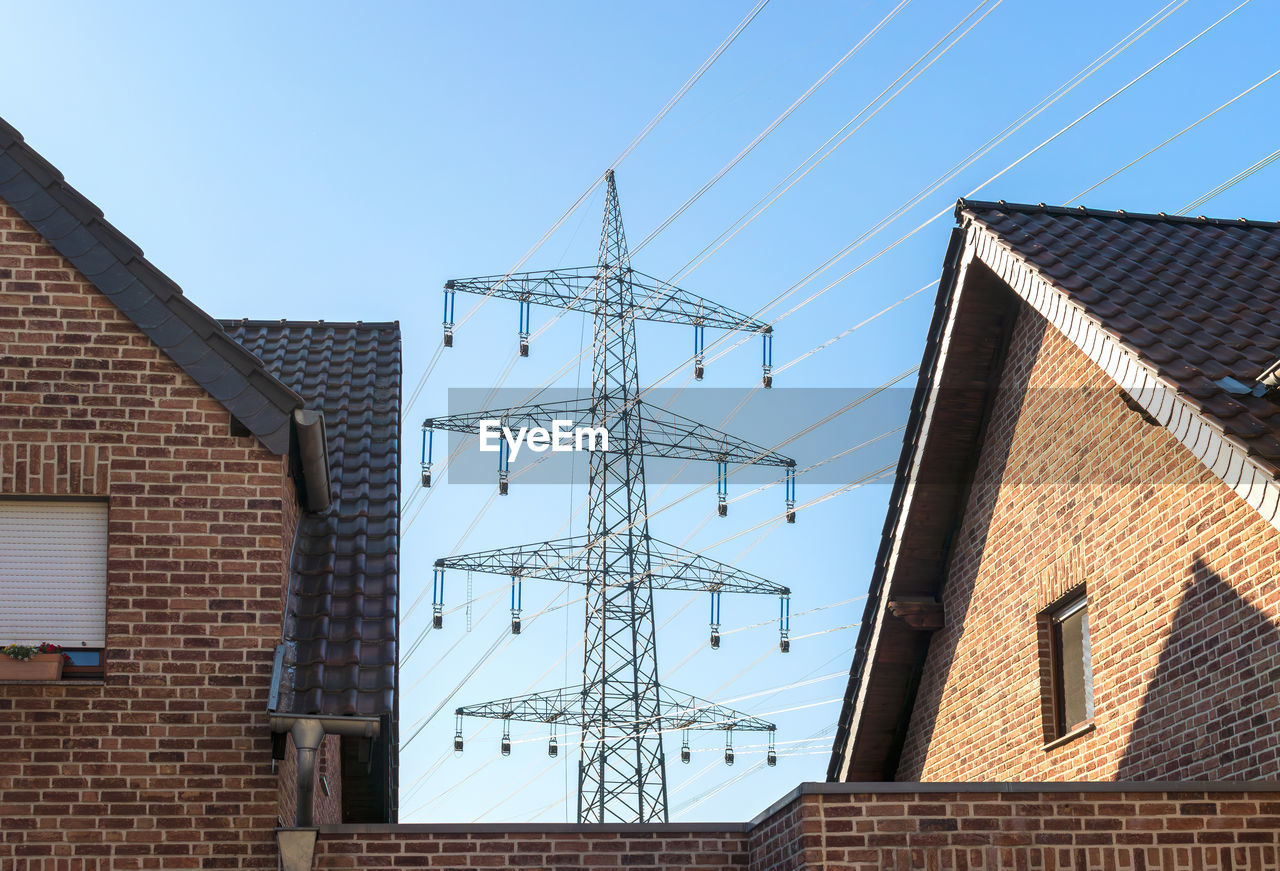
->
(833, 239, 985, 782)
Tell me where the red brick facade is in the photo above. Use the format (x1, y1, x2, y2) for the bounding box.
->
(896, 306, 1280, 781)
(0, 196, 299, 868)
(307, 785, 1280, 870)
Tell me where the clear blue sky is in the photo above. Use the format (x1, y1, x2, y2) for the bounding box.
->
(7, 0, 1279, 822)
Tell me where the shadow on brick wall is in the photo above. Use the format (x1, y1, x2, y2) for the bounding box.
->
(892, 312, 1046, 777)
(1117, 553, 1280, 780)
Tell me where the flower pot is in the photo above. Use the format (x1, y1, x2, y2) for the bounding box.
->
(0, 653, 64, 680)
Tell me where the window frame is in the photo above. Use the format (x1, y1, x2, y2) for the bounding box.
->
(1038, 589, 1095, 746)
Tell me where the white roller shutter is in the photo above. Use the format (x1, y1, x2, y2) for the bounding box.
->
(0, 500, 107, 647)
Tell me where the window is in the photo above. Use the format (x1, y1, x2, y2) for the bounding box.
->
(0, 500, 107, 678)
(1048, 593, 1094, 739)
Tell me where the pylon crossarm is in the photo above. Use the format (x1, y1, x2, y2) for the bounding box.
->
(627, 270, 769, 333)
(444, 269, 768, 334)
(423, 398, 594, 435)
(435, 536, 593, 583)
(637, 402, 794, 467)
(647, 539, 789, 596)
(456, 685, 586, 726)
(437, 535, 787, 596)
(446, 268, 601, 313)
(659, 687, 776, 732)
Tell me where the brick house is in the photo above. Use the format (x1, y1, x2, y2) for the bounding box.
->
(0, 115, 400, 868)
(829, 200, 1280, 784)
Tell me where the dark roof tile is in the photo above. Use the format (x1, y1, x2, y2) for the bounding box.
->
(222, 320, 400, 719)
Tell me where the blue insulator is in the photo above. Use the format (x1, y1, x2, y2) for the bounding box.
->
(519, 299, 531, 357)
(442, 284, 457, 347)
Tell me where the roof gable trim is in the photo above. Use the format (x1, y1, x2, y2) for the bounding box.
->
(0, 117, 302, 454)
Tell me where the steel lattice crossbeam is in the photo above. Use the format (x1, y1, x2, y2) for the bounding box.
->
(425, 397, 793, 468)
(456, 684, 775, 733)
(435, 535, 788, 596)
(445, 268, 771, 333)
(430, 170, 791, 823)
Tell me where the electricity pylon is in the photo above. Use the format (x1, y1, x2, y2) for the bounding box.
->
(423, 171, 795, 823)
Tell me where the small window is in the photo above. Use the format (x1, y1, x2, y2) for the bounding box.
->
(0, 500, 107, 678)
(1049, 594, 1094, 737)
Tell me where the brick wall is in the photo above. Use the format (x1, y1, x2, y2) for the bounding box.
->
(896, 306, 1280, 781)
(753, 785, 1280, 871)
(0, 197, 294, 868)
(309, 785, 1280, 870)
(314, 826, 751, 869)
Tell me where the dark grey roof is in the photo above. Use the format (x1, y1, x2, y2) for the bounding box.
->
(0, 115, 301, 453)
(222, 320, 401, 718)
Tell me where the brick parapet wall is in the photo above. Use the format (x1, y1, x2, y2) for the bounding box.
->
(896, 306, 1280, 781)
(313, 824, 751, 869)
(309, 784, 1280, 870)
(0, 196, 294, 868)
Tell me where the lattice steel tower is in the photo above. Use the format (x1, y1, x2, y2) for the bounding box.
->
(423, 171, 796, 823)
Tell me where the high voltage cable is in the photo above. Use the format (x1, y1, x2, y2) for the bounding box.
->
(1179, 144, 1280, 215)
(508, 0, 1188, 442)
(507, 0, 935, 365)
(613, 0, 774, 171)
(1069, 66, 1280, 205)
(631, 0, 914, 255)
(514, 0, 947, 357)
(666, 0, 1001, 286)
(398, 0, 771, 426)
(653, 0, 1226, 386)
(682, 0, 1194, 372)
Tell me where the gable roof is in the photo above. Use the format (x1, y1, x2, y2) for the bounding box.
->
(0, 115, 302, 453)
(829, 200, 1280, 782)
(223, 320, 401, 718)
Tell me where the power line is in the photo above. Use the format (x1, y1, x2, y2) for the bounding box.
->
(632, 0, 915, 255)
(399, 0, 773, 426)
(655, 0, 1224, 386)
(666, 0, 1001, 286)
(1179, 144, 1280, 215)
(1069, 65, 1280, 205)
